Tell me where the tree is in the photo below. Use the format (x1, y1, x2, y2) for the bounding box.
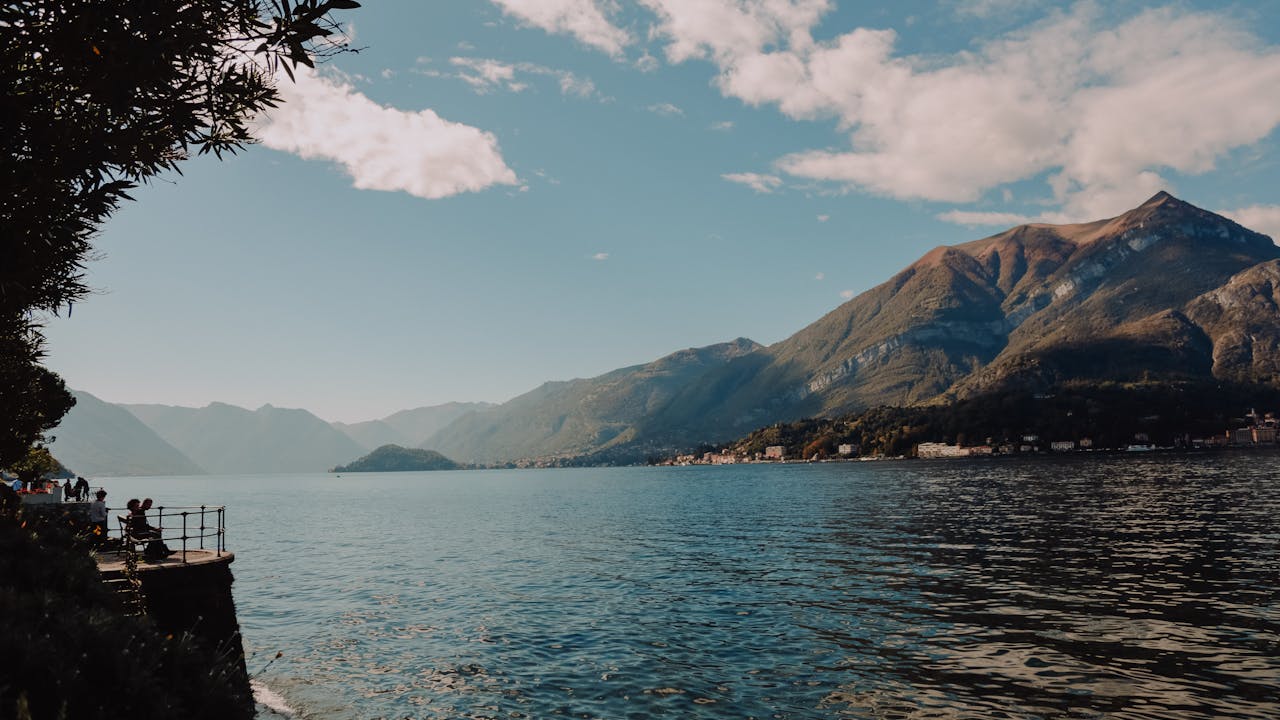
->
(0, 0, 360, 466)
(5, 446, 61, 485)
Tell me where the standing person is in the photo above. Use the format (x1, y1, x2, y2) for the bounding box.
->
(62, 479, 74, 501)
(88, 490, 109, 543)
(74, 476, 90, 501)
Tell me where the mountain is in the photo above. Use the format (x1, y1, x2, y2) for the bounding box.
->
(331, 445, 460, 473)
(51, 194, 1280, 469)
(638, 192, 1280, 445)
(48, 391, 205, 477)
(330, 419, 412, 451)
(123, 402, 367, 474)
(422, 338, 763, 464)
(333, 402, 494, 450)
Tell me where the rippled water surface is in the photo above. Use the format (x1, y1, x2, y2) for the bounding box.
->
(104, 453, 1280, 719)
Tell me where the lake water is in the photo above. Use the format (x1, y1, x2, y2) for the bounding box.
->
(99, 453, 1280, 719)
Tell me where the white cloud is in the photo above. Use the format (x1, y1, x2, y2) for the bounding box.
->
(450, 57, 525, 92)
(1221, 205, 1280, 243)
(257, 68, 519, 200)
(722, 172, 782, 193)
(647, 102, 684, 116)
(816, 214, 829, 222)
(839, 289, 855, 299)
(641, 2, 1280, 221)
(489, 0, 631, 56)
(709, 120, 734, 131)
(593, 252, 610, 260)
(640, 0, 832, 64)
(445, 57, 602, 99)
(814, 272, 824, 280)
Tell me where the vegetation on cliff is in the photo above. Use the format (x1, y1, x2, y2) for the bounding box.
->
(333, 444, 460, 473)
(0, 496, 253, 719)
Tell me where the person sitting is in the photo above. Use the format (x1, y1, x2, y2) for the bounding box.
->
(127, 498, 173, 560)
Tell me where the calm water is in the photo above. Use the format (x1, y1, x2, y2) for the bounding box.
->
(101, 453, 1280, 719)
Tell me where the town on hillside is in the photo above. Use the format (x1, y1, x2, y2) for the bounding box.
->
(659, 408, 1280, 465)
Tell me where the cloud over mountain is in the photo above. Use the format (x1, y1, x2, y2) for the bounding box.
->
(486, 2, 1280, 221)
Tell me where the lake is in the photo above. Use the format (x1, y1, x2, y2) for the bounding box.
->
(98, 452, 1280, 719)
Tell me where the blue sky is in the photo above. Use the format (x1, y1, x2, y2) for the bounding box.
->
(44, 0, 1280, 423)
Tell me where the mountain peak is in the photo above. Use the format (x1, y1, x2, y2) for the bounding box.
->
(1138, 190, 1178, 208)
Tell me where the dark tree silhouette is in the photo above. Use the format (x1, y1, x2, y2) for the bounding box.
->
(0, 0, 359, 467)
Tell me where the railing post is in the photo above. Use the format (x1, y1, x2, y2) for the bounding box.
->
(199, 505, 207, 550)
(181, 511, 188, 564)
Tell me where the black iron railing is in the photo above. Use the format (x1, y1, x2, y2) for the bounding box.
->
(114, 505, 226, 563)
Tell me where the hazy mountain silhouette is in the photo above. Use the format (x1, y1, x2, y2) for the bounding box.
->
(49, 390, 204, 477)
(333, 402, 494, 451)
(123, 401, 367, 474)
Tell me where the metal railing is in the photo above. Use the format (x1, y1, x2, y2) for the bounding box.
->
(114, 505, 226, 563)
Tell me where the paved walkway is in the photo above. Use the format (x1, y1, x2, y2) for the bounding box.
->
(96, 548, 234, 574)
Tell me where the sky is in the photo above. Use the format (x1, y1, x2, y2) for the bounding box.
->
(43, 0, 1280, 423)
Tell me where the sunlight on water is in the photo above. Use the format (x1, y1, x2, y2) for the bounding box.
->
(102, 453, 1280, 719)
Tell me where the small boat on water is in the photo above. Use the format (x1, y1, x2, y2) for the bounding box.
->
(1125, 443, 1155, 452)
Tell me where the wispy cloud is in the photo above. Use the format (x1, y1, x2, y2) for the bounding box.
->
(814, 272, 825, 280)
(1221, 205, 1280, 243)
(816, 214, 829, 222)
(951, 0, 1037, 19)
(647, 102, 684, 116)
(722, 172, 782, 193)
(445, 57, 602, 99)
(592, 252, 610, 260)
(839, 289, 855, 300)
(257, 68, 518, 200)
(489, 0, 631, 56)
(709, 120, 734, 132)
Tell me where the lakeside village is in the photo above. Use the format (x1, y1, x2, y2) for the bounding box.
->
(661, 408, 1280, 466)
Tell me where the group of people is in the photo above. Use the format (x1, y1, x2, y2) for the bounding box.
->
(8, 475, 92, 499)
(61, 476, 92, 501)
(83, 490, 173, 560)
(124, 497, 174, 560)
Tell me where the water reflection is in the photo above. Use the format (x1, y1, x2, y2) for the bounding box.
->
(101, 455, 1280, 719)
(813, 454, 1280, 719)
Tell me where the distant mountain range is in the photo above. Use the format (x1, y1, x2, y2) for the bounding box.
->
(121, 402, 368, 475)
(48, 391, 205, 477)
(50, 193, 1280, 473)
(48, 397, 492, 477)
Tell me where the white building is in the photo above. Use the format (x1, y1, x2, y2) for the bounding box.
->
(917, 442, 970, 459)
